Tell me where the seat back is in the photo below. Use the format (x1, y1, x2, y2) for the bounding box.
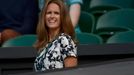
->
(76, 33, 103, 44)
(78, 11, 95, 33)
(95, 9, 134, 35)
(2, 35, 37, 47)
(89, 0, 134, 14)
(89, 0, 134, 25)
(81, 0, 91, 12)
(106, 31, 134, 44)
(94, 9, 134, 42)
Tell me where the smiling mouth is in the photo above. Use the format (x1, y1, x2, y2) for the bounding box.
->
(49, 22, 55, 24)
(49, 20, 56, 23)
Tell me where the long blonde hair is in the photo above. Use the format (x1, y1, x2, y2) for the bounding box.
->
(35, 0, 75, 50)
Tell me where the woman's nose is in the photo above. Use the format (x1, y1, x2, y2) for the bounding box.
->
(50, 13, 54, 18)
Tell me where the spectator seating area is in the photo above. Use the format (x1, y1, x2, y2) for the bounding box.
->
(1, 0, 134, 46)
(1, 0, 134, 75)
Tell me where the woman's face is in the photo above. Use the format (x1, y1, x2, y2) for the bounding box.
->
(46, 3, 61, 30)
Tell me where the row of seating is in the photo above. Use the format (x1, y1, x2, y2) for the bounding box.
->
(89, 0, 134, 15)
(1, 30, 134, 47)
(79, 9, 134, 33)
(82, 0, 134, 13)
(80, 0, 134, 35)
(2, 0, 134, 47)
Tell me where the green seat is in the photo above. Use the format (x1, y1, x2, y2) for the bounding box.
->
(76, 33, 103, 44)
(106, 31, 134, 44)
(81, 0, 91, 12)
(89, 0, 134, 15)
(95, 9, 134, 42)
(2, 35, 37, 47)
(95, 9, 134, 35)
(88, 0, 134, 28)
(78, 11, 95, 33)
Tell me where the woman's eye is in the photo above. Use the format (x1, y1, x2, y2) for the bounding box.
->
(46, 11, 51, 14)
(55, 12, 60, 15)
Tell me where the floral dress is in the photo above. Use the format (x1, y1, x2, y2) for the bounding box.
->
(34, 33, 77, 72)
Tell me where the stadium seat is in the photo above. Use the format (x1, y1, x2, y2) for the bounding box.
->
(106, 31, 134, 44)
(88, 0, 134, 24)
(94, 9, 134, 42)
(76, 33, 103, 44)
(2, 35, 37, 47)
(78, 11, 95, 33)
(81, 0, 91, 12)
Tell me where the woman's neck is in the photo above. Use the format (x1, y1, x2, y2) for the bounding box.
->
(48, 28, 60, 42)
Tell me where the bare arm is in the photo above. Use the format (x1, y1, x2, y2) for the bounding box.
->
(69, 3, 81, 27)
(64, 56, 78, 68)
(0, 33, 1, 44)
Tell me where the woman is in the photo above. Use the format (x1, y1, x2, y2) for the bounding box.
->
(34, 0, 77, 72)
(38, 0, 83, 33)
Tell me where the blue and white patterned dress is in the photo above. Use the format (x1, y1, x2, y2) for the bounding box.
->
(34, 33, 77, 72)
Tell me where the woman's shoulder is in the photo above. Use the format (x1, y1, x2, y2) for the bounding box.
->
(58, 33, 76, 47)
(57, 33, 73, 44)
(59, 33, 71, 39)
